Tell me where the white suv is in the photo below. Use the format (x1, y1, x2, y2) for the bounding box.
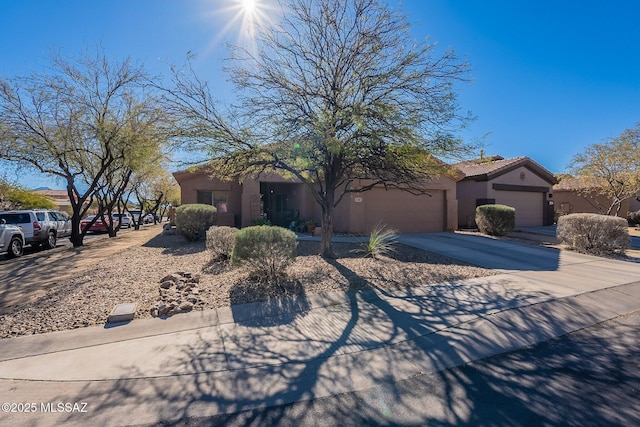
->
(0, 210, 71, 249)
(112, 213, 133, 228)
(0, 220, 24, 258)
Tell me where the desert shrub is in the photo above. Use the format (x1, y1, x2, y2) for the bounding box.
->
(206, 226, 238, 261)
(231, 225, 297, 282)
(175, 204, 217, 241)
(475, 204, 515, 236)
(251, 215, 271, 226)
(557, 213, 630, 255)
(627, 210, 640, 227)
(352, 223, 397, 259)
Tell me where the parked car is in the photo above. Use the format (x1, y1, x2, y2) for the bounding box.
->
(129, 210, 142, 224)
(0, 209, 71, 249)
(112, 213, 133, 228)
(80, 215, 119, 233)
(0, 219, 25, 258)
(143, 213, 154, 224)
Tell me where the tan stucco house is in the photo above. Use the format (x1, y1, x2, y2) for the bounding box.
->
(455, 156, 557, 228)
(553, 176, 640, 216)
(173, 166, 460, 234)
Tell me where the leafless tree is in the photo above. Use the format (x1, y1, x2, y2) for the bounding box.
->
(163, 0, 473, 257)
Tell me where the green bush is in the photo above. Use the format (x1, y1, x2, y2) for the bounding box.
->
(232, 225, 297, 282)
(352, 223, 397, 259)
(206, 226, 238, 261)
(175, 204, 217, 241)
(557, 213, 630, 255)
(475, 204, 515, 236)
(251, 216, 271, 226)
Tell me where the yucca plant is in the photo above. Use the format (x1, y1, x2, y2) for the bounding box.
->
(353, 223, 398, 259)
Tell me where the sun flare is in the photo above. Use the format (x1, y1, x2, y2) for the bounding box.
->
(201, 0, 279, 57)
(242, 0, 257, 14)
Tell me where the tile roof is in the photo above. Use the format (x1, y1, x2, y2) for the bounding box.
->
(454, 155, 557, 184)
(553, 176, 606, 190)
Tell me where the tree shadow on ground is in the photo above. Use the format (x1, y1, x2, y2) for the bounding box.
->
(142, 233, 206, 256)
(229, 279, 311, 327)
(53, 257, 614, 426)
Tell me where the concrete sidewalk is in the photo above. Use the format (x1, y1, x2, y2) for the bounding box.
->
(1, 233, 640, 426)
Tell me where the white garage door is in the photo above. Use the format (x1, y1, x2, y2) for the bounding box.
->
(495, 191, 543, 227)
(364, 190, 445, 233)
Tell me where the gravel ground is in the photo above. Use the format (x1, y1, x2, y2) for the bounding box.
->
(0, 233, 496, 339)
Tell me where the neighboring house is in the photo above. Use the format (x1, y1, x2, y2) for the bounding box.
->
(455, 156, 557, 228)
(32, 189, 73, 214)
(553, 176, 638, 216)
(173, 165, 460, 234)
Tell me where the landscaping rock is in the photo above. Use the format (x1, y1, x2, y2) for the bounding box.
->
(151, 271, 204, 317)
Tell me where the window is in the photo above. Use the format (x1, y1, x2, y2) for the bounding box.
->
(197, 190, 213, 205)
(0, 213, 31, 224)
(196, 190, 229, 213)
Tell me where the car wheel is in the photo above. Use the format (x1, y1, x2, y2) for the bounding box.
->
(7, 236, 23, 258)
(44, 231, 57, 249)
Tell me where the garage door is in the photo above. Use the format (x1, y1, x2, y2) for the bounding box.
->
(364, 189, 445, 233)
(495, 191, 543, 227)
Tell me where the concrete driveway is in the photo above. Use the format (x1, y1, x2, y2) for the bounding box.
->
(397, 231, 573, 271)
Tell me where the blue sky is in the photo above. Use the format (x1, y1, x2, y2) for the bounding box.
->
(1, 0, 639, 189)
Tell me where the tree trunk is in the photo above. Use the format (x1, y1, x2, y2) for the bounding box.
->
(319, 188, 336, 258)
(67, 180, 84, 248)
(69, 219, 84, 247)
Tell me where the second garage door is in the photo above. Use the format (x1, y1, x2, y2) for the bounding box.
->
(495, 191, 543, 227)
(363, 189, 445, 233)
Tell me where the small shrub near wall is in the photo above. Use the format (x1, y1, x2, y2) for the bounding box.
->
(175, 204, 217, 241)
(232, 225, 297, 282)
(627, 210, 640, 227)
(206, 226, 238, 261)
(475, 204, 515, 236)
(557, 213, 630, 255)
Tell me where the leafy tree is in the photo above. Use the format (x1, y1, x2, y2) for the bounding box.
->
(568, 122, 640, 216)
(0, 178, 55, 210)
(162, 0, 473, 257)
(0, 49, 163, 246)
(123, 164, 179, 229)
(91, 102, 169, 235)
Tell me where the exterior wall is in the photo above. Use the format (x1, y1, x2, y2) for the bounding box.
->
(335, 176, 458, 233)
(487, 166, 552, 195)
(176, 169, 458, 234)
(488, 167, 553, 227)
(457, 165, 554, 228)
(174, 170, 243, 227)
(554, 189, 633, 216)
(457, 180, 489, 228)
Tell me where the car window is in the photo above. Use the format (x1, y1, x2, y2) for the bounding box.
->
(51, 212, 66, 221)
(36, 212, 45, 221)
(0, 213, 31, 224)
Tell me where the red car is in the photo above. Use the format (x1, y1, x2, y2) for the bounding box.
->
(80, 215, 119, 233)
